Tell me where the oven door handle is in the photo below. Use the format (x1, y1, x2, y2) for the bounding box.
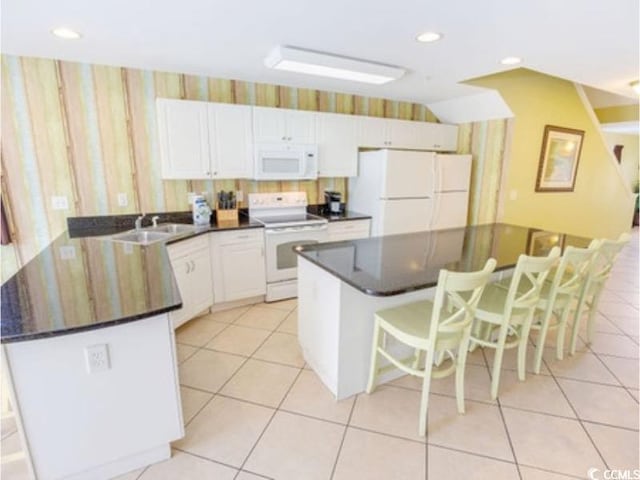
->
(264, 224, 329, 235)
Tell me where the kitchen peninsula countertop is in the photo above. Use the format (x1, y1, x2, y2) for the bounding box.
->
(1, 206, 370, 343)
(296, 223, 591, 297)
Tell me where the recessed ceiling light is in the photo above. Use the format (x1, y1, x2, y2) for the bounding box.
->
(500, 56, 522, 66)
(51, 27, 82, 40)
(416, 32, 442, 43)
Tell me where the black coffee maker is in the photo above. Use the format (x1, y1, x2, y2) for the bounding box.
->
(324, 191, 343, 214)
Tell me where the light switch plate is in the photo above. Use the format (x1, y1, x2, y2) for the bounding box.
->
(59, 246, 76, 260)
(117, 193, 128, 207)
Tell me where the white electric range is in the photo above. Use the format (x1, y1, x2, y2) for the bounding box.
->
(249, 192, 328, 301)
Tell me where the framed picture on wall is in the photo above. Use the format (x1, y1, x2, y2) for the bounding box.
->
(535, 125, 585, 192)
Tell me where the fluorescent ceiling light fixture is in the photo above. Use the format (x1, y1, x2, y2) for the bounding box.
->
(265, 46, 405, 85)
(500, 56, 522, 65)
(51, 27, 82, 39)
(416, 31, 442, 43)
(630, 80, 640, 95)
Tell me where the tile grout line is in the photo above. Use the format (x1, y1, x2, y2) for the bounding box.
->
(539, 354, 611, 471)
(329, 391, 358, 480)
(231, 307, 304, 478)
(480, 348, 523, 480)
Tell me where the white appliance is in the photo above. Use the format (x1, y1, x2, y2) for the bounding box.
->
(249, 192, 328, 301)
(254, 143, 318, 180)
(348, 149, 471, 236)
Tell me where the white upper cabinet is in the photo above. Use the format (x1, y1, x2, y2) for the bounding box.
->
(253, 107, 316, 144)
(157, 99, 210, 179)
(208, 103, 253, 178)
(157, 98, 253, 179)
(357, 116, 388, 148)
(357, 115, 458, 151)
(316, 113, 359, 177)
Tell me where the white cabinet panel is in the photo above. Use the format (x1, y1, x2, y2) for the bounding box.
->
(327, 219, 371, 242)
(158, 99, 253, 180)
(316, 113, 359, 177)
(211, 229, 266, 303)
(357, 115, 459, 151)
(253, 107, 316, 144)
(167, 235, 213, 329)
(157, 99, 210, 179)
(208, 103, 253, 178)
(357, 116, 388, 148)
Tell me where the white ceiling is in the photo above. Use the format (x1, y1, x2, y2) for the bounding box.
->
(2, 0, 639, 105)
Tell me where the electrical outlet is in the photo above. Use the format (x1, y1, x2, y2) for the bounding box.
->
(509, 190, 518, 201)
(85, 344, 110, 373)
(123, 243, 134, 255)
(117, 193, 128, 207)
(236, 190, 243, 203)
(59, 245, 76, 260)
(51, 195, 69, 210)
(187, 192, 196, 205)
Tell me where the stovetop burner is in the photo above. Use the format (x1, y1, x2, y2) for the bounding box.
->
(248, 192, 328, 228)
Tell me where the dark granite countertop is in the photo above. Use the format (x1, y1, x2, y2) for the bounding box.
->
(1, 205, 370, 344)
(307, 205, 371, 222)
(295, 223, 591, 297)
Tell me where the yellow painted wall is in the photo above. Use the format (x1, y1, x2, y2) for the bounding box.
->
(468, 68, 634, 239)
(595, 104, 639, 124)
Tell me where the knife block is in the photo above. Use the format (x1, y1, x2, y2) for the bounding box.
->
(216, 208, 239, 227)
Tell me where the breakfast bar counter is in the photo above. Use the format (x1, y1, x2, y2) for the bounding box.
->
(294, 223, 590, 399)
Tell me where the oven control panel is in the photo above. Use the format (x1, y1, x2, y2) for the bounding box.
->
(248, 192, 308, 210)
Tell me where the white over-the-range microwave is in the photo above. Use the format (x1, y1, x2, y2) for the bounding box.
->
(253, 143, 318, 181)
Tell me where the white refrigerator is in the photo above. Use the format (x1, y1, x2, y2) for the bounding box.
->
(348, 149, 471, 236)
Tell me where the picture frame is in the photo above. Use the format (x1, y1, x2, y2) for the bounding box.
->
(535, 125, 585, 192)
(526, 229, 564, 256)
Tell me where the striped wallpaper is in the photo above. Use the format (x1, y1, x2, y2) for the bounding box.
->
(1, 54, 507, 278)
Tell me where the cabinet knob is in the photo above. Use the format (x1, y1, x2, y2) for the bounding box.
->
(281, 136, 286, 140)
(206, 171, 211, 176)
(213, 171, 218, 176)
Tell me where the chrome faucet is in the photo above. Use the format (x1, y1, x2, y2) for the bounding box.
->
(152, 216, 160, 228)
(135, 213, 146, 230)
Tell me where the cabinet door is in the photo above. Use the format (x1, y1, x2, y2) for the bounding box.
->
(357, 116, 388, 148)
(208, 103, 253, 178)
(316, 113, 358, 177)
(157, 99, 211, 179)
(431, 124, 459, 151)
(253, 107, 287, 143)
(188, 246, 214, 316)
(285, 110, 316, 143)
(218, 242, 266, 302)
(169, 254, 193, 329)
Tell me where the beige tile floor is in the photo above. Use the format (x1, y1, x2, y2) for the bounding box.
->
(2, 232, 638, 479)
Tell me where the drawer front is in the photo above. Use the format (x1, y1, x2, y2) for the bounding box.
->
(327, 219, 371, 241)
(211, 228, 264, 246)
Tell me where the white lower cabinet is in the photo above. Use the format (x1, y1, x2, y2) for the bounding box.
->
(211, 229, 266, 303)
(167, 235, 214, 329)
(327, 219, 371, 242)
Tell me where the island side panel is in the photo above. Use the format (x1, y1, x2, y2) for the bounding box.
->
(297, 257, 342, 397)
(3, 314, 183, 480)
(337, 283, 434, 399)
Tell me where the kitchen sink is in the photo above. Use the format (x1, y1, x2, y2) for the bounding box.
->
(105, 223, 198, 245)
(109, 230, 172, 245)
(142, 223, 197, 235)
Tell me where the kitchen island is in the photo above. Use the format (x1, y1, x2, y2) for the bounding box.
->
(295, 223, 590, 399)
